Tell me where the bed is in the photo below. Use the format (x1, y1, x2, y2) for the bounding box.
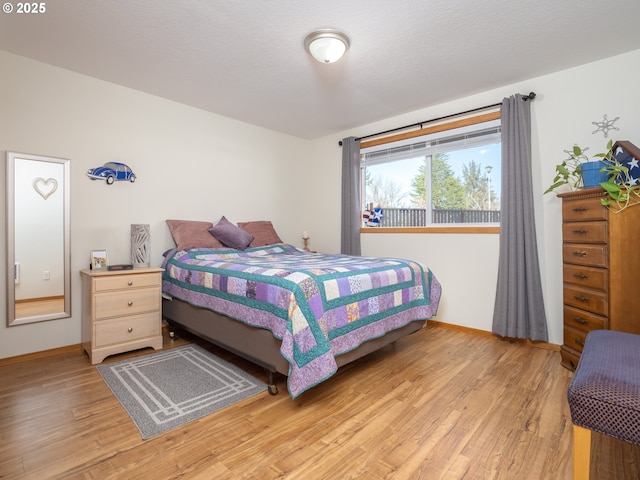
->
(160, 219, 441, 398)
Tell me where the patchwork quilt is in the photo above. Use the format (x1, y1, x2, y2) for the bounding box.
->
(162, 244, 441, 398)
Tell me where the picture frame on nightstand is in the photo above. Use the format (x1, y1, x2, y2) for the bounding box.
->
(90, 249, 109, 269)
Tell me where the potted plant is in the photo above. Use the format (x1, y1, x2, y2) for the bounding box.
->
(545, 139, 640, 213)
(544, 141, 612, 194)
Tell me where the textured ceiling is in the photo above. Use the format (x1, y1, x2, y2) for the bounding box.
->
(1, 0, 639, 139)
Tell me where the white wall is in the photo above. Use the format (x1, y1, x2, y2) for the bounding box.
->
(0, 50, 307, 358)
(2, 48, 639, 358)
(306, 49, 640, 346)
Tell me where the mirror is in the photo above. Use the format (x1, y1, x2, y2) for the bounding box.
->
(6, 151, 71, 326)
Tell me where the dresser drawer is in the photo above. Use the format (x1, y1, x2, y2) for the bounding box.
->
(563, 305, 607, 333)
(562, 221, 607, 244)
(94, 287, 161, 319)
(562, 197, 607, 222)
(562, 244, 608, 267)
(93, 272, 161, 292)
(560, 346, 581, 371)
(563, 286, 608, 316)
(94, 313, 160, 347)
(564, 325, 589, 353)
(562, 264, 608, 291)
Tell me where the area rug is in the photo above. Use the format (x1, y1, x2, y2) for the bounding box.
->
(97, 344, 266, 439)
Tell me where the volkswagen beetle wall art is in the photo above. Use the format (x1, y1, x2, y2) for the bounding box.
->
(86, 162, 136, 185)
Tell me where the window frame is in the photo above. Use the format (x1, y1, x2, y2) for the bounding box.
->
(359, 110, 501, 234)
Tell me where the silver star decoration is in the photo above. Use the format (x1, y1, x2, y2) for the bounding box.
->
(592, 114, 620, 138)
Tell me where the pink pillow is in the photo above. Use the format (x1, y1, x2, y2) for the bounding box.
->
(237, 221, 283, 247)
(166, 219, 224, 250)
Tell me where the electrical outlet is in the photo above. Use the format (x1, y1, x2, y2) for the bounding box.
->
(43, 270, 50, 280)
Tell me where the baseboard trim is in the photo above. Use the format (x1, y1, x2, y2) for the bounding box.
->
(0, 323, 558, 367)
(0, 326, 173, 367)
(427, 319, 560, 351)
(0, 343, 82, 367)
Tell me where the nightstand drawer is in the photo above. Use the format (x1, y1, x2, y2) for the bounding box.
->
(562, 221, 607, 244)
(94, 287, 161, 319)
(562, 196, 607, 222)
(562, 244, 608, 267)
(563, 264, 608, 291)
(94, 313, 161, 347)
(563, 305, 607, 333)
(93, 272, 161, 292)
(563, 286, 608, 316)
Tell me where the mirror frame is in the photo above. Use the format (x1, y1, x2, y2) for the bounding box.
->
(6, 151, 71, 326)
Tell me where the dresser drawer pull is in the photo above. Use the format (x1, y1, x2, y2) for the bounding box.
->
(573, 272, 588, 280)
(128, 281, 133, 286)
(572, 251, 588, 257)
(572, 229, 588, 235)
(128, 327, 133, 333)
(573, 294, 589, 302)
(572, 207, 587, 212)
(127, 301, 133, 306)
(574, 338, 585, 347)
(572, 316, 589, 325)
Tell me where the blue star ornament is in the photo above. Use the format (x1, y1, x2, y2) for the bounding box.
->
(362, 207, 384, 226)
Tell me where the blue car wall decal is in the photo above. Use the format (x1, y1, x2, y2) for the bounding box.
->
(86, 162, 136, 185)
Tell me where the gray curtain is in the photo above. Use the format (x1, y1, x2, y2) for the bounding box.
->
(492, 95, 548, 341)
(341, 136, 361, 255)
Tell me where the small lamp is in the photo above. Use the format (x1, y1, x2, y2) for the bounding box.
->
(304, 29, 350, 64)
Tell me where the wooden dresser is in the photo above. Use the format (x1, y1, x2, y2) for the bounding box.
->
(559, 188, 640, 370)
(81, 267, 163, 364)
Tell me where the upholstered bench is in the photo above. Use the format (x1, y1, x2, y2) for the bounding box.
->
(567, 329, 640, 479)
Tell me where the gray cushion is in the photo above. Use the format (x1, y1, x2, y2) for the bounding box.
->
(567, 329, 640, 445)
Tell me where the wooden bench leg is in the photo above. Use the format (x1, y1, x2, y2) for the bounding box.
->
(573, 424, 592, 480)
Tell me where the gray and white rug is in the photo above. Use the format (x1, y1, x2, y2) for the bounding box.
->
(97, 344, 266, 439)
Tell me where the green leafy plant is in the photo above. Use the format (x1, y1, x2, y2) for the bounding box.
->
(544, 144, 593, 194)
(598, 141, 640, 213)
(545, 139, 640, 213)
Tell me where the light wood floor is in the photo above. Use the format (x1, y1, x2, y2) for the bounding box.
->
(14, 297, 65, 319)
(1, 324, 639, 479)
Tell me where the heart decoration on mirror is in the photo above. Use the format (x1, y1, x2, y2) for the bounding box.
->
(33, 177, 58, 200)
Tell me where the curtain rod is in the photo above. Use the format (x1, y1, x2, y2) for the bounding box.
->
(338, 92, 536, 146)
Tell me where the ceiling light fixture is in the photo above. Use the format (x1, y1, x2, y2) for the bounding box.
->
(304, 29, 350, 64)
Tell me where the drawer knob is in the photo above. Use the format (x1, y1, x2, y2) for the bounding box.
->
(572, 207, 587, 212)
(128, 301, 133, 306)
(572, 229, 587, 235)
(128, 281, 133, 286)
(128, 327, 133, 333)
(573, 294, 589, 303)
(573, 316, 588, 325)
(574, 338, 585, 347)
(573, 272, 588, 280)
(572, 251, 588, 257)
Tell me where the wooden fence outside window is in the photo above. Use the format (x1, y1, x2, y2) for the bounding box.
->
(372, 207, 500, 227)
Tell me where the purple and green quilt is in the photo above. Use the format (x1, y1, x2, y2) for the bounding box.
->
(162, 244, 441, 398)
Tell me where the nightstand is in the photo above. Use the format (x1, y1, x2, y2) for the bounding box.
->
(80, 267, 163, 364)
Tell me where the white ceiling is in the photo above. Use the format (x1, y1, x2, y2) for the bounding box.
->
(1, 0, 639, 139)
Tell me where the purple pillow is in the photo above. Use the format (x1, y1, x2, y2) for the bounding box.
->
(208, 216, 254, 250)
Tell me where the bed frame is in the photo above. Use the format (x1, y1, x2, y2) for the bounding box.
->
(162, 296, 425, 395)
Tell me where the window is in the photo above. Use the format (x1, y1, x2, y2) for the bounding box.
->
(360, 115, 501, 228)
